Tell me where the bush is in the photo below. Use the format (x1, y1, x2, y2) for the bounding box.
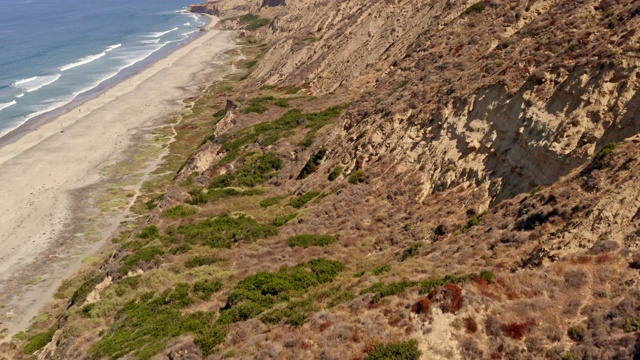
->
(372, 264, 391, 275)
(501, 321, 533, 340)
(272, 212, 298, 227)
(297, 148, 328, 179)
(463, 2, 485, 15)
(185, 255, 223, 269)
(187, 187, 264, 205)
(209, 152, 282, 189)
(216, 105, 347, 164)
(328, 165, 343, 181)
(594, 142, 618, 170)
(461, 211, 488, 233)
(365, 339, 421, 360)
(242, 104, 268, 114)
(259, 196, 282, 207)
(401, 243, 421, 261)
(289, 191, 320, 208)
(479, 270, 495, 283)
(120, 246, 165, 273)
(172, 213, 278, 248)
(287, 234, 337, 248)
(138, 225, 160, 239)
(90, 285, 222, 359)
(623, 318, 640, 332)
(348, 170, 366, 184)
(220, 259, 344, 325)
(260, 298, 315, 326)
(361, 281, 418, 304)
(274, 99, 289, 107)
(239, 14, 270, 30)
(192, 279, 223, 300)
(163, 205, 197, 218)
(24, 325, 57, 354)
(567, 324, 586, 341)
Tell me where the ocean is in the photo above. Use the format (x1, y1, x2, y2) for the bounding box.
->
(0, 0, 206, 139)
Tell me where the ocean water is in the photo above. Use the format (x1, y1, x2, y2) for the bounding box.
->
(0, 0, 206, 138)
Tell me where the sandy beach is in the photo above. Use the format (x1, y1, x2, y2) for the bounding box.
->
(0, 18, 236, 339)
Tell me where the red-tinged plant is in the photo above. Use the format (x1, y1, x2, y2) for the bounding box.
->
(412, 297, 432, 314)
(500, 321, 533, 340)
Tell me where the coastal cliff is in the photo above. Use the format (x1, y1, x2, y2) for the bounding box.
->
(7, 0, 640, 359)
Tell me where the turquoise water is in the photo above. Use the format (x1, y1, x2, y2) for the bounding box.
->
(0, 0, 205, 138)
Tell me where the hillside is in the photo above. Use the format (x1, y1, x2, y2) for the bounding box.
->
(4, 0, 640, 359)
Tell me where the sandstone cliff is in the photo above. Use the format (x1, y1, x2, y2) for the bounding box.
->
(10, 0, 640, 359)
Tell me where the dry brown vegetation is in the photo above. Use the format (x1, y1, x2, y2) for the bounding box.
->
(5, 0, 640, 359)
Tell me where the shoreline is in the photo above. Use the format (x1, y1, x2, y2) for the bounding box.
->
(0, 16, 237, 339)
(0, 13, 212, 149)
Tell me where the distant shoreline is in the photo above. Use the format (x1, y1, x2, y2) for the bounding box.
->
(0, 15, 236, 338)
(0, 14, 212, 149)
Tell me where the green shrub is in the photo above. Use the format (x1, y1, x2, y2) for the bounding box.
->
(594, 142, 618, 169)
(289, 191, 320, 208)
(361, 281, 418, 303)
(479, 270, 495, 283)
(185, 255, 223, 269)
(260, 298, 315, 326)
(287, 234, 337, 248)
(145, 194, 164, 210)
(187, 187, 264, 205)
(239, 14, 270, 30)
(209, 152, 282, 189)
(328, 165, 343, 181)
(274, 99, 289, 107)
(297, 148, 328, 179)
(213, 109, 227, 118)
(70, 273, 105, 306)
(90, 285, 222, 359)
(365, 339, 421, 360)
(272, 212, 298, 227)
(242, 104, 268, 114)
(567, 324, 586, 341)
(169, 244, 191, 255)
(120, 246, 165, 273)
(163, 205, 197, 218)
(220, 259, 344, 325)
(216, 105, 347, 164)
(259, 196, 282, 207)
(24, 325, 57, 355)
(463, 2, 485, 15)
(348, 170, 366, 184)
(401, 243, 421, 261)
(461, 211, 488, 233)
(172, 213, 278, 248)
(192, 279, 223, 300)
(623, 317, 640, 332)
(328, 290, 356, 308)
(372, 264, 391, 275)
(138, 226, 160, 239)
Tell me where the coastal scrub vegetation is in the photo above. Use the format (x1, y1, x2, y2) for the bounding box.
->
(365, 340, 421, 360)
(287, 234, 337, 248)
(289, 191, 320, 208)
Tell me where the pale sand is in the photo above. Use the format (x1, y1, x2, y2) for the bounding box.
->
(0, 18, 236, 338)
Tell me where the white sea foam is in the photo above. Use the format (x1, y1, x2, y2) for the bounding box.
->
(140, 39, 161, 44)
(145, 27, 178, 38)
(107, 43, 122, 51)
(60, 51, 107, 71)
(13, 74, 61, 92)
(14, 76, 37, 85)
(0, 100, 17, 111)
(184, 22, 191, 26)
(16, 93, 24, 98)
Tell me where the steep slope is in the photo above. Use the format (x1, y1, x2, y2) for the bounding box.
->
(7, 0, 640, 359)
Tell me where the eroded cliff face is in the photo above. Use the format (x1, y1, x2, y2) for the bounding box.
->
(12, 1, 640, 359)
(209, 0, 640, 204)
